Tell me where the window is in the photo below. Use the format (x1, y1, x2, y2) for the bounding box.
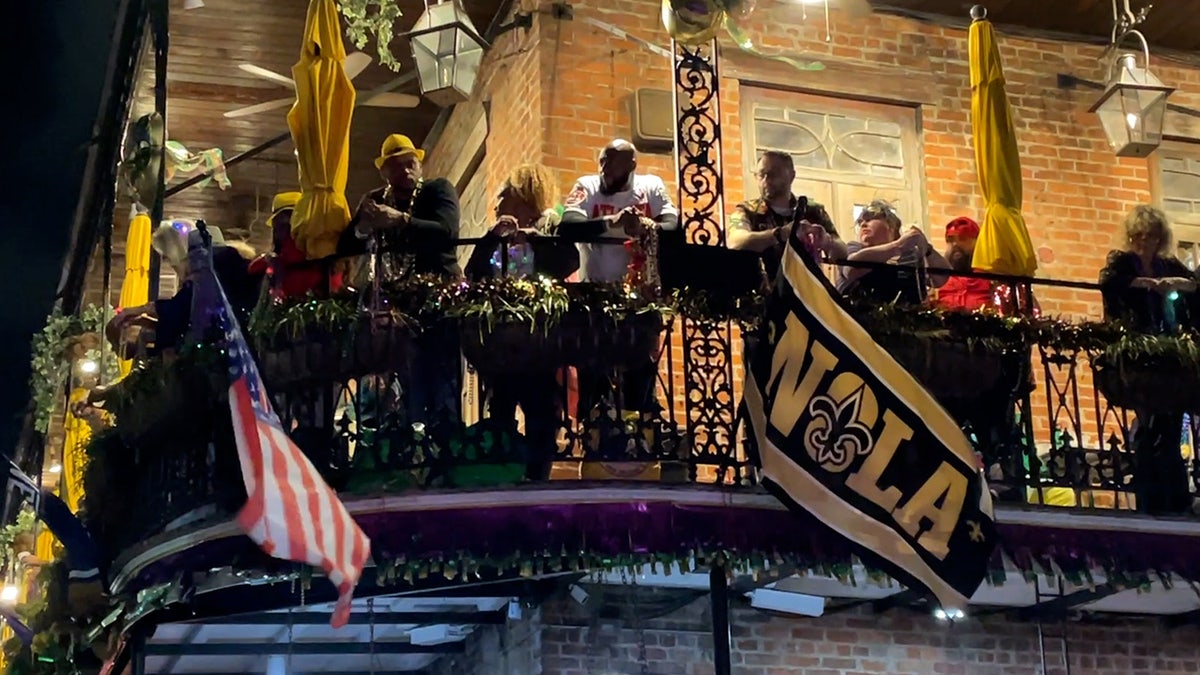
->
(1152, 143, 1200, 270)
(739, 88, 924, 240)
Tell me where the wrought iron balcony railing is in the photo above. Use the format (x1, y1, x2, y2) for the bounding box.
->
(75, 235, 1200, 562)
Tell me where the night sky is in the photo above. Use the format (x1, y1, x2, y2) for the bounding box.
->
(0, 1, 122, 452)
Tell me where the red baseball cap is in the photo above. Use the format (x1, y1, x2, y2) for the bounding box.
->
(946, 217, 980, 239)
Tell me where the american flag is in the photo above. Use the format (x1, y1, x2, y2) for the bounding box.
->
(190, 233, 370, 628)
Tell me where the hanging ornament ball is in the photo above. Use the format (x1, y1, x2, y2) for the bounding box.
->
(970, 5, 987, 20)
(724, 0, 756, 21)
(662, 0, 726, 45)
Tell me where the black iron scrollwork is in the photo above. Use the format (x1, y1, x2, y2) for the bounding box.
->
(674, 40, 741, 479)
(674, 41, 725, 247)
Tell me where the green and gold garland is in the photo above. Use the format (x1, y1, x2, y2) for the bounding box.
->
(245, 276, 1200, 379)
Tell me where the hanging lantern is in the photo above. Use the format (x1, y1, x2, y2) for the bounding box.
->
(1089, 37, 1174, 158)
(406, 0, 488, 107)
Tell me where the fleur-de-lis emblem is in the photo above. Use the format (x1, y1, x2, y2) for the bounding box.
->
(803, 387, 875, 473)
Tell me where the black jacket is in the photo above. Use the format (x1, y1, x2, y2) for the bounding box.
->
(338, 177, 462, 278)
(1099, 249, 1200, 332)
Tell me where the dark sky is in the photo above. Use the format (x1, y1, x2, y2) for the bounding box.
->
(0, 1, 122, 451)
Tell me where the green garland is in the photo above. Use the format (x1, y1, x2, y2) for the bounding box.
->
(851, 301, 1200, 379)
(244, 278, 1200, 380)
(0, 509, 38, 570)
(29, 305, 117, 434)
(249, 275, 676, 347)
(337, 0, 405, 71)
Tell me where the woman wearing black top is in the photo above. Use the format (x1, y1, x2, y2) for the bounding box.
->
(465, 164, 577, 480)
(1099, 205, 1199, 515)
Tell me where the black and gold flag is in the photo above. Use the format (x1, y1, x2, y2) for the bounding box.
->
(744, 236, 996, 610)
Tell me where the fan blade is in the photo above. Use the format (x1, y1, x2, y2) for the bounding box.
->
(224, 97, 294, 118)
(362, 91, 421, 108)
(238, 64, 295, 89)
(344, 52, 373, 80)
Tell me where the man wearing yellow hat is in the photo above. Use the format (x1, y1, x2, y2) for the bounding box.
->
(337, 133, 461, 279)
(338, 133, 462, 432)
(250, 191, 343, 298)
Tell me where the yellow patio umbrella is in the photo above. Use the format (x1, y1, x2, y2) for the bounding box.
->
(287, 0, 357, 259)
(118, 209, 152, 376)
(60, 388, 92, 513)
(968, 8, 1037, 277)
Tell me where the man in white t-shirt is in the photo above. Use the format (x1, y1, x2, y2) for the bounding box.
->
(560, 139, 679, 282)
(559, 140, 677, 418)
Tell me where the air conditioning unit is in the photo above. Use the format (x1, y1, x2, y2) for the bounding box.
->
(631, 88, 674, 151)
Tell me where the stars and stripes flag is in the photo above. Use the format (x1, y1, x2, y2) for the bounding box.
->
(187, 230, 369, 628)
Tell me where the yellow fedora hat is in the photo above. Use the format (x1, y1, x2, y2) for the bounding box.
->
(374, 134, 425, 169)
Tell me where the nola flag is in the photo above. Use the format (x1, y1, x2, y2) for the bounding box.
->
(186, 228, 370, 628)
(744, 234, 996, 610)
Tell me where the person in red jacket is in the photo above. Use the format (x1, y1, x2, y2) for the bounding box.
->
(935, 216, 993, 311)
(250, 192, 343, 298)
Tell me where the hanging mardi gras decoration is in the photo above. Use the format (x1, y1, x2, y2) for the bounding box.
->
(660, 0, 824, 71)
(660, 0, 729, 44)
(119, 113, 231, 210)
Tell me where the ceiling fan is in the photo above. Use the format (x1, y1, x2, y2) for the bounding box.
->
(224, 51, 421, 118)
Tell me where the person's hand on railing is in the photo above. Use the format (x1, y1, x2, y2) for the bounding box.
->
(1154, 277, 1198, 295)
(615, 207, 645, 237)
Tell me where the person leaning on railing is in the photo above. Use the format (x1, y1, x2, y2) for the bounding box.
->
(337, 133, 463, 437)
(836, 200, 950, 305)
(727, 150, 848, 287)
(107, 222, 260, 358)
(1099, 204, 1200, 515)
(559, 139, 678, 416)
(464, 163, 579, 480)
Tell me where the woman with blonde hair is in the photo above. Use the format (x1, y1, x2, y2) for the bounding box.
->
(465, 163, 579, 480)
(465, 163, 578, 280)
(1100, 204, 1198, 330)
(1099, 204, 1199, 515)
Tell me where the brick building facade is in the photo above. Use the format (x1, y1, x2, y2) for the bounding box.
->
(424, 591, 1200, 674)
(429, 0, 1200, 308)
(425, 0, 1200, 448)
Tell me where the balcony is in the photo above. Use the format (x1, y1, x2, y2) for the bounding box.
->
(47, 235, 1199, 605)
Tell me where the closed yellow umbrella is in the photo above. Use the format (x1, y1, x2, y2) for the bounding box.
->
(968, 9, 1037, 277)
(287, 0, 356, 259)
(118, 210, 152, 376)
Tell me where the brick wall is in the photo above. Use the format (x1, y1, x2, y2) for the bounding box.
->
(519, 1, 1200, 297)
(425, 591, 1200, 674)
(430, 1, 1200, 458)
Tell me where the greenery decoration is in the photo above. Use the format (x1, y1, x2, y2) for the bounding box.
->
(0, 509, 38, 565)
(248, 292, 362, 347)
(248, 276, 675, 346)
(337, 0, 405, 72)
(371, 548, 884, 588)
(29, 305, 117, 434)
(241, 277, 1200, 387)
